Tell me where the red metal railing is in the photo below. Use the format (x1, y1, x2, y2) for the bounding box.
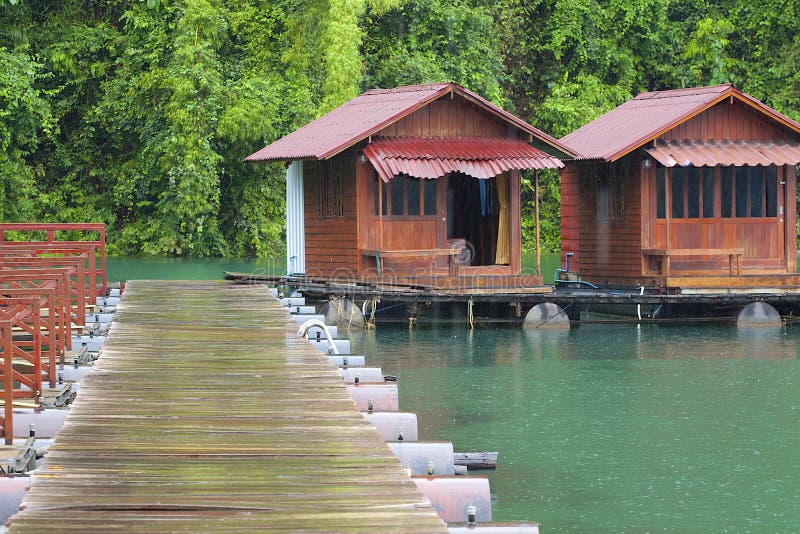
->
(0, 314, 14, 444)
(0, 223, 108, 444)
(0, 223, 106, 294)
(0, 257, 88, 326)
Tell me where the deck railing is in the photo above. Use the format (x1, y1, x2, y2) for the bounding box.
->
(0, 223, 107, 294)
(0, 223, 106, 444)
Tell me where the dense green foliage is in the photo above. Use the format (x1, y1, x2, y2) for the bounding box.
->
(2, 0, 800, 256)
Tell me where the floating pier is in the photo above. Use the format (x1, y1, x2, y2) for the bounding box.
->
(226, 272, 800, 326)
(7, 280, 447, 531)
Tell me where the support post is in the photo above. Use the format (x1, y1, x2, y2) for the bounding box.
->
(378, 177, 384, 278)
(535, 169, 541, 276)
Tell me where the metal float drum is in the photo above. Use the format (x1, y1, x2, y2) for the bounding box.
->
(388, 442, 455, 475)
(291, 314, 326, 325)
(309, 338, 350, 354)
(412, 475, 491, 523)
(347, 383, 398, 411)
(361, 412, 418, 441)
(329, 355, 365, 367)
(448, 523, 540, 533)
(0, 477, 30, 523)
(304, 324, 338, 339)
(12, 409, 68, 438)
(71, 335, 106, 352)
(339, 367, 383, 384)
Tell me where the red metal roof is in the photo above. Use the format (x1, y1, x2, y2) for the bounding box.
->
(364, 137, 563, 182)
(560, 84, 800, 162)
(246, 83, 574, 162)
(646, 140, 800, 167)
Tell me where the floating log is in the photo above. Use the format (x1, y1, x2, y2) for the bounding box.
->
(454, 452, 497, 470)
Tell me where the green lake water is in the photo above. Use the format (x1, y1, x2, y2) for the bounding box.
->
(352, 324, 800, 532)
(106, 256, 800, 532)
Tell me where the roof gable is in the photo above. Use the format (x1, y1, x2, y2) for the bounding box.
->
(560, 84, 800, 162)
(246, 83, 574, 162)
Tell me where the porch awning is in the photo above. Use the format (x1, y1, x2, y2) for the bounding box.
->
(645, 139, 800, 167)
(363, 136, 563, 182)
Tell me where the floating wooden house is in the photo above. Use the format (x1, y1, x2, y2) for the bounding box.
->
(247, 83, 574, 287)
(559, 84, 800, 290)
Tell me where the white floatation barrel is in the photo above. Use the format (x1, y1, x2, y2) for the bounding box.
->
(412, 475, 492, 523)
(291, 314, 326, 325)
(12, 409, 68, 439)
(388, 441, 455, 475)
(338, 367, 384, 384)
(347, 383, 398, 411)
(0, 477, 31, 523)
(279, 297, 305, 307)
(523, 302, 570, 329)
(736, 301, 781, 328)
(308, 339, 350, 355)
(328, 355, 365, 367)
(361, 412, 418, 442)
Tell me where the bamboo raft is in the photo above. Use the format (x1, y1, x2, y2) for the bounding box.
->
(7, 280, 446, 532)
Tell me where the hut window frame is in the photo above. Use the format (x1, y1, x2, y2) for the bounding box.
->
(659, 165, 779, 220)
(375, 174, 438, 218)
(720, 165, 778, 219)
(658, 166, 716, 220)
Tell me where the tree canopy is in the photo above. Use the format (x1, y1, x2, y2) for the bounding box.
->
(2, 0, 800, 256)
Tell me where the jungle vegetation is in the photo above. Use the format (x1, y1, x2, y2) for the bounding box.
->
(2, 0, 800, 256)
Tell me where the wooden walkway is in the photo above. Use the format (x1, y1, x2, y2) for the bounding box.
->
(8, 280, 445, 532)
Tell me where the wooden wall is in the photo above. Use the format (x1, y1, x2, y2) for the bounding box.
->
(303, 151, 359, 278)
(661, 100, 788, 142)
(580, 160, 643, 283)
(560, 164, 581, 272)
(376, 96, 516, 139)
(560, 160, 643, 284)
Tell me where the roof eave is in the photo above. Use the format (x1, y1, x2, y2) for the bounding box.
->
(605, 87, 800, 162)
(730, 86, 800, 136)
(450, 86, 579, 158)
(602, 89, 735, 162)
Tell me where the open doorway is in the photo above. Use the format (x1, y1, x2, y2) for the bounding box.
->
(446, 172, 508, 266)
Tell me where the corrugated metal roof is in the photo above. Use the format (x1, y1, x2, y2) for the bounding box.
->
(363, 137, 563, 182)
(560, 84, 800, 162)
(646, 140, 800, 167)
(245, 83, 574, 162)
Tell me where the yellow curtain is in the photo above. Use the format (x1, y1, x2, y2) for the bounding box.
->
(495, 173, 510, 265)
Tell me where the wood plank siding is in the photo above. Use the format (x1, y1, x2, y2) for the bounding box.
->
(582, 159, 642, 282)
(303, 152, 360, 278)
(560, 164, 582, 271)
(661, 100, 786, 142)
(376, 97, 514, 139)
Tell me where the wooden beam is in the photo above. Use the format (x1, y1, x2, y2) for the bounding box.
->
(535, 169, 541, 276)
(510, 170, 522, 273)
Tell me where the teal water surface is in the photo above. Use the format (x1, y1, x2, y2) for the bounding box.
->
(107, 256, 286, 281)
(107, 253, 562, 283)
(352, 324, 800, 532)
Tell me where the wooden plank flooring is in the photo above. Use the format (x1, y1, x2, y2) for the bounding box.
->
(8, 280, 445, 532)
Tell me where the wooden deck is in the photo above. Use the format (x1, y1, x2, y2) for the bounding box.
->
(7, 280, 446, 532)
